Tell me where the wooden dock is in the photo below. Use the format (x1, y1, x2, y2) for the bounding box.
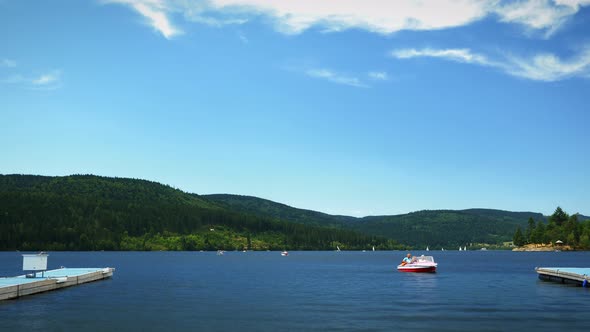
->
(0, 267, 115, 301)
(536, 267, 590, 287)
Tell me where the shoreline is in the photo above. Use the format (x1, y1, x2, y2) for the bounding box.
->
(512, 243, 574, 252)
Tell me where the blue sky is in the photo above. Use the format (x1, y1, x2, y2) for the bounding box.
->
(1, 0, 589, 216)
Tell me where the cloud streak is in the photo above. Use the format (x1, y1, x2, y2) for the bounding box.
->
(368, 71, 389, 81)
(305, 68, 368, 88)
(104, 0, 182, 39)
(1, 69, 62, 90)
(32, 71, 61, 86)
(391, 47, 590, 81)
(392, 48, 493, 66)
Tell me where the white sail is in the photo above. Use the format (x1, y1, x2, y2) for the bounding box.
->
(372, 246, 375, 251)
(426, 246, 429, 251)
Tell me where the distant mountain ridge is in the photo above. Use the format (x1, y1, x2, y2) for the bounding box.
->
(0, 175, 396, 251)
(205, 194, 589, 248)
(2, 175, 586, 250)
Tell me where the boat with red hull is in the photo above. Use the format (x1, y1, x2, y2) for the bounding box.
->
(397, 255, 437, 273)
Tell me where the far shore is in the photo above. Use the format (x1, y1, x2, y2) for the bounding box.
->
(512, 243, 574, 252)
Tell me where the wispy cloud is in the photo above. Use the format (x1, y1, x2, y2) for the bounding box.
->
(505, 49, 590, 81)
(32, 70, 61, 86)
(391, 47, 590, 81)
(493, 0, 589, 37)
(368, 71, 389, 81)
(237, 30, 248, 44)
(103, 1, 590, 38)
(103, 0, 182, 39)
(1, 69, 62, 90)
(305, 68, 368, 88)
(392, 48, 494, 66)
(1, 58, 17, 68)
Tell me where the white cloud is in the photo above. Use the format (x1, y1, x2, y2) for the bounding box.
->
(1, 70, 62, 90)
(555, 0, 590, 6)
(391, 47, 590, 81)
(104, 0, 182, 39)
(1, 59, 17, 68)
(202, 0, 590, 36)
(368, 71, 389, 81)
(103, 1, 590, 38)
(506, 49, 590, 81)
(237, 30, 248, 43)
(32, 71, 60, 86)
(208, 0, 490, 35)
(493, 0, 582, 37)
(392, 48, 493, 66)
(305, 68, 368, 88)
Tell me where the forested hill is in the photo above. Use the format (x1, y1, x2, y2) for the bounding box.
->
(0, 175, 399, 251)
(353, 209, 545, 249)
(203, 194, 356, 228)
(204, 195, 559, 248)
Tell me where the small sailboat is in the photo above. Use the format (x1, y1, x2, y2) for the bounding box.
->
(336, 246, 341, 252)
(459, 246, 462, 251)
(372, 246, 375, 252)
(281, 251, 289, 256)
(464, 246, 467, 251)
(426, 246, 429, 251)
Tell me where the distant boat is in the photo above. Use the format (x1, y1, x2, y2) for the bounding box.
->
(281, 251, 289, 256)
(480, 248, 487, 251)
(337, 246, 341, 252)
(372, 246, 375, 252)
(217, 250, 225, 255)
(441, 248, 445, 251)
(459, 247, 462, 251)
(464, 246, 467, 251)
(426, 246, 429, 251)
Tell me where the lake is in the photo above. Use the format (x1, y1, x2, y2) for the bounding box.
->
(1, 251, 589, 331)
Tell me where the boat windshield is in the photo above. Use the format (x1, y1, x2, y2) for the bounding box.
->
(415, 255, 435, 263)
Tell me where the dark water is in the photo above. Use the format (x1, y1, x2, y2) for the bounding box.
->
(1, 251, 589, 331)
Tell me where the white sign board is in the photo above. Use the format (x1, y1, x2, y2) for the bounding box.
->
(22, 254, 48, 271)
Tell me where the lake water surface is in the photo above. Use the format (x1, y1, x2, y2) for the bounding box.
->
(1, 251, 589, 331)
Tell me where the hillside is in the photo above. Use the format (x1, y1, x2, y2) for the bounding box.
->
(3, 174, 584, 251)
(354, 209, 544, 249)
(204, 195, 554, 248)
(0, 175, 398, 251)
(203, 194, 356, 228)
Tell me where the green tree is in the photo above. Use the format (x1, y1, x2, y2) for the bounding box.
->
(531, 220, 546, 244)
(525, 217, 535, 244)
(548, 206, 568, 227)
(513, 227, 525, 246)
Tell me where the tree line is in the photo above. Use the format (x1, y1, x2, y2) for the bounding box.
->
(513, 207, 590, 249)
